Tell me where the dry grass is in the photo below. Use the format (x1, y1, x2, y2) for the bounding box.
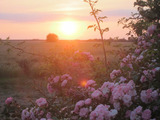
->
(0, 40, 134, 107)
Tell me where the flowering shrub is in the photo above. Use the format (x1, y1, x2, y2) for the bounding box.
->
(73, 50, 94, 62)
(70, 24, 160, 120)
(1, 0, 160, 118)
(1, 24, 160, 119)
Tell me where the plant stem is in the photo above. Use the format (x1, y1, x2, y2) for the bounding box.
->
(88, 0, 107, 69)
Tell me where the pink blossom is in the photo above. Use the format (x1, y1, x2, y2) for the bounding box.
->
(151, 90, 158, 99)
(113, 102, 120, 111)
(46, 112, 52, 119)
(90, 104, 112, 120)
(119, 76, 127, 83)
(5, 97, 13, 105)
(127, 64, 133, 69)
(135, 106, 142, 114)
(53, 76, 60, 83)
(140, 75, 147, 83)
(110, 70, 121, 79)
(85, 80, 96, 87)
(130, 111, 136, 120)
(79, 108, 89, 117)
(89, 55, 94, 61)
(85, 98, 92, 105)
(36, 98, 48, 107)
(142, 109, 151, 120)
(158, 34, 160, 38)
(147, 24, 157, 35)
(120, 62, 125, 68)
(47, 83, 54, 93)
(91, 90, 102, 99)
(21, 108, 30, 120)
(135, 48, 141, 54)
(125, 110, 131, 118)
(39, 110, 44, 116)
(61, 80, 68, 87)
(61, 74, 72, 81)
(74, 50, 79, 54)
(122, 94, 131, 106)
(110, 109, 118, 118)
(75, 100, 85, 108)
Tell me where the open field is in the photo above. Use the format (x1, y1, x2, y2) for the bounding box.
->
(0, 40, 135, 108)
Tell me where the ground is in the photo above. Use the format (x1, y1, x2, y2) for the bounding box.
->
(0, 40, 134, 111)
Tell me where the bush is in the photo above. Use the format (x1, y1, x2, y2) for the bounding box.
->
(46, 33, 59, 42)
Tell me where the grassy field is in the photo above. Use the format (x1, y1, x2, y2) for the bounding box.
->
(0, 40, 135, 108)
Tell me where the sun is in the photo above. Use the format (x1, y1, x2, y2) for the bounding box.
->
(60, 21, 77, 35)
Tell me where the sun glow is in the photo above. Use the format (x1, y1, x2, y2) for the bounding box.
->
(60, 21, 77, 35)
(81, 80, 87, 87)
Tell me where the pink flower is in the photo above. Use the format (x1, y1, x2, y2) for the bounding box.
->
(127, 64, 133, 69)
(110, 70, 121, 79)
(113, 102, 120, 111)
(135, 48, 141, 54)
(53, 76, 60, 83)
(39, 110, 44, 116)
(46, 112, 52, 119)
(61, 74, 72, 81)
(36, 98, 48, 107)
(130, 111, 136, 120)
(47, 83, 54, 93)
(75, 100, 85, 108)
(158, 34, 160, 38)
(79, 108, 89, 117)
(85, 98, 92, 105)
(91, 90, 102, 99)
(90, 104, 111, 120)
(125, 110, 131, 118)
(120, 62, 125, 68)
(122, 95, 131, 106)
(85, 80, 96, 87)
(135, 106, 142, 114)
(151, 90, 158, 99)
(5, 97, 13, 105)
(110, 109, 118, 117)
(147, 24, 157, 35)
(61, 80, 68, 87)
(140, 75, 147, 83)
(142, 109, 151, 120)
(119, 76, 127, 83)
(21, 108, 30, 120)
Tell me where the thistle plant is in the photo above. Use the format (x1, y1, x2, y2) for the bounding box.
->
(84, 0, 109, 69)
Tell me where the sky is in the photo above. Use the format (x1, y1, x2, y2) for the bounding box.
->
(0, 0, 137, 40)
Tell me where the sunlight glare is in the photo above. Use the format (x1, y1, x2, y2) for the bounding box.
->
(81, 80, 87, 87)
(60, 21, 77, 35)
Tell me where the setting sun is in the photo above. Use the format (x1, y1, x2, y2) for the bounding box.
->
(60, 21, 77, 35)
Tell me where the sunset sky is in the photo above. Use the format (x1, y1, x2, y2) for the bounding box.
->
(0, 0, 137, 40)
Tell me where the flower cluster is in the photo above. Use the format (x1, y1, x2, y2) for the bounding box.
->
(47, 74, 72, 93)
(140, 89, 159, 104)
(73, 50, 94, 61)
(90, 104, 118, 120)
(70, 24, 160, 119)
(73, 99, 92, 118)
(130, 106, 153, 120)
(21, 107, 52, 120)
(110, 70, 121, 80)
(5, 97, 13, 105)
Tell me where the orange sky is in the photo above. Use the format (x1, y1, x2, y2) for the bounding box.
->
(0, 0, 136, 40)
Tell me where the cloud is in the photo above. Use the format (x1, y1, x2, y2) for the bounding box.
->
(0, 9, 137, 23)
(101, 9, 137, 17)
